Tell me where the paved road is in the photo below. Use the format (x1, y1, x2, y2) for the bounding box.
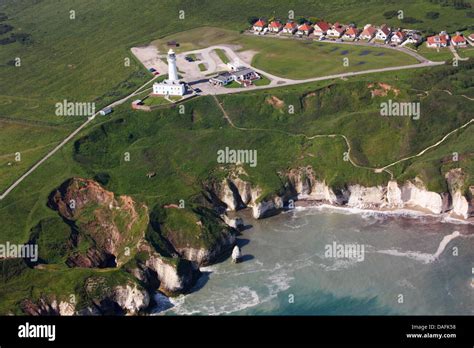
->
(0, 76, 159, 200)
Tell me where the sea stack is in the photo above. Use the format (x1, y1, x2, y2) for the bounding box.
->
(231, 245, 242, 263)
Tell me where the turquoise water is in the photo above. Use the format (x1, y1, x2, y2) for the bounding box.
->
(153, 207, 474, 315)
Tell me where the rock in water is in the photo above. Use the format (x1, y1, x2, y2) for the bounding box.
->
(231, 245, 242, 263)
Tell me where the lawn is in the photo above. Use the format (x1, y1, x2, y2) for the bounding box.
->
(154, 28, 419, 80)
(215, 48, 230, 64)
(417, 45, 454, 62)
(142, 96, 171, 106)
(243, 36, 419, 79)
(198, 63, 207, 71)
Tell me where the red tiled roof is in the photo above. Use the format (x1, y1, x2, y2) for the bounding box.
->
(361, 26, 376, 36)
(345, 27, 359, 36)
(270, 20, 282, 28)
(254, 19, 266, 27)
(393, 31, 405, 39)
(378, 25, 391, 35)
(427, 35, 448, 45)
(298, 23, 312, 31)
(284, 21, 297, 29)
(314, 21, 330, 32)
(452, 35, 466, 43)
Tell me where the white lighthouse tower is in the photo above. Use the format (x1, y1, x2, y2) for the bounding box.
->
(152, 48, 185, 96)
(167, 49, 179, 82)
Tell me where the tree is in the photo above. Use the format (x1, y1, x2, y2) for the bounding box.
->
(247, 16, 259, 25)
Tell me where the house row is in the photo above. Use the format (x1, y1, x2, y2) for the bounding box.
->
(426, 31, 469, 48)
(252, 19, 423, 45)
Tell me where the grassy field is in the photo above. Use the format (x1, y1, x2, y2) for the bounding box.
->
(417, 45, 454, 62)
(244, 37, 419, 79)
(1, 0, 472, 193)
(154, 27, 419, 79)
(0, 0, 473, 314)
(142, 96, 171, 106)
(215, 48, 230, 64)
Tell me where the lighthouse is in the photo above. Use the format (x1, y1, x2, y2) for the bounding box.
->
(167, 49, 179, 82)
(152, 48, 186, 96)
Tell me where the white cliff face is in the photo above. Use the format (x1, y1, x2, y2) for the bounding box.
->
(58, 301, 76, 316)
(400, 181, 444, 214)
(347, 184, 385, 208)
(233, 178, 253, 205)
(386, 180, 403, 208)
(220, 180, 239, 211)
(177, 230, 236, 265)
(451, 191, 469, 219)
(146, 255, 189, 294)
(221, 214, 244, 229)
(113, 284, 150, 315)
(211, 167, 472, 222)
(252, 200, 276, 219)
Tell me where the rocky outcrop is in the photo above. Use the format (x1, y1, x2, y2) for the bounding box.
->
(221, 214, 244, 230)
(19, 279, 149, 316)
(47, 178, 148, 267)
(206, 166, 473, 223)
(112, 284, 150, 315)
(347, 184, 385, 209)
(176, 229, 236, 265)
(145, 253, 197, 295)
(399, 179, 446, 214)
(445, 169, 473, 219)
(20, 298, 75, 316)
(130, 242, 199, 296)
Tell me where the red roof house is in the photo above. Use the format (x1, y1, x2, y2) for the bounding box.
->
(313, 21, 330, 36)
(297, 22, 313, 36)
(282, 21, 298, 34)
(360, 25, 376, 40)
(343, 26, 360, 39)
(451, 34, 467, 47)
(426, 33, 449, 48)
(253, 19, 267, 32)
(269, 20, 283, 32)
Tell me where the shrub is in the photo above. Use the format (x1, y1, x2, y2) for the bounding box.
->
(425, 11, 440, 19)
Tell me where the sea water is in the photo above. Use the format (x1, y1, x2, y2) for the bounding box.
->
(152, 207, 474, 315)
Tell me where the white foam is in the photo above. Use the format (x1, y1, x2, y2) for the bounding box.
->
(294, 203, 473, 225)
(377, 231, 461, 264)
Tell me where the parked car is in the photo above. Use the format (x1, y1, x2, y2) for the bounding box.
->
(185, 56, 194, 62)
(148, 67, 156, 73)
(153, 71, 160, 75)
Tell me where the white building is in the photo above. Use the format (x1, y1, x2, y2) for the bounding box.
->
(152, 49, 186, 96)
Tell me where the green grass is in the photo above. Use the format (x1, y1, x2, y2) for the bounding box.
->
(1, 0, 468, 193)
(417, 45, 454, 62)
(245, 37, 419, 79)
(253, 75, 271, 86)
(142, 96, 170, 106)
(198, 63, 206, 71)
(215, 48, 230, 64)
(0, 0, 473, 314)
